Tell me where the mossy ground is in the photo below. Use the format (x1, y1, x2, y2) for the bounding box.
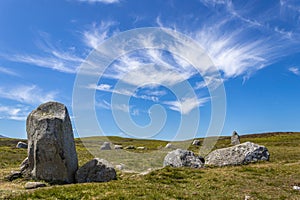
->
(0, 132, 300, 199)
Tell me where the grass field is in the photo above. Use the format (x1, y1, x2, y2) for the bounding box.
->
(0, 132, 300, 199)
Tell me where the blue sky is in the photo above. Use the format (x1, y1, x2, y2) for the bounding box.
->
(0, 0, 300, 140)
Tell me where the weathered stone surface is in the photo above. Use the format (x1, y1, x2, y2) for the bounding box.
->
(16, 141, 28, 149)
(25, 182, 46, 189)
(100, 142, 111, 150)
(26, 102, 78, 183)
(20, 157, 29, 175)
(231, 131, 240, 145)
(76, 158, 117, 183)
(114, 145, 123, 149)
(205, 142, 270, 166)
(5, 171, 22, 181)
(163, 149, 204, 168)
(192, 140, 201, 146)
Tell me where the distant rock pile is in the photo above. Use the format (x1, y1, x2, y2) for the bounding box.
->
(205, 142, 270, 166)
(26, 102, 78, 183)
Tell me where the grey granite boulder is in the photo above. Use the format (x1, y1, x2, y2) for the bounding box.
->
(100, 142, 111, 150)
(205, 142, 270, 166)
(231, 131, 240, 145)
(16, 141, 28, 149)
(26, 102, 78, 183)
(163, 149, 204, 168)
(76, 158, 117, 183)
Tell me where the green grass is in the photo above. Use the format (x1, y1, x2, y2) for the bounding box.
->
(1, 132, 300, 199)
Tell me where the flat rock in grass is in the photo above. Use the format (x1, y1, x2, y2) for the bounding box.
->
(25, 182, 46, 189)
(5, 171, 22, 181)
(76, 158, 117, 183)
(137, 146, 146, 150)
(27, 102, 78, 183)
(114, 145, 123, 149)
(205, 142, 270, 167)
(163, 149, 204, 168)
(124, 145, 135, 150)
(165, 143, 175, 149)
(16, 141, 28, 149)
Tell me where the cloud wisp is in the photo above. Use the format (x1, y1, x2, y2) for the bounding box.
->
(0, 105, 30, 121)
(289, 67, 300, 75)
(0, 85, 57, 105)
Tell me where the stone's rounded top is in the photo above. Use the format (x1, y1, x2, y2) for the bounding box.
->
(29, 101, 68, 120)
(232, 131, 238, 136)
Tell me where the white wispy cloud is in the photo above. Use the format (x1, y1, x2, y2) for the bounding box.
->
(0, 105, 30, 121)
(1, 32, 84, 74)
(0, 85, 57, 104)
(83, 21, 118, 49)
(78, 0, 120, 4)
(164, 97, 209, 115)
(88, 83, 166, 102)
(0, 66, 19, 76)
(288, 67, 300, 75)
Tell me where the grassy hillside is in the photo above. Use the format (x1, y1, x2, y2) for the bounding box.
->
(0, 132, 300, 199)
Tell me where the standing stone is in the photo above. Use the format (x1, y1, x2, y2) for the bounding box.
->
(165, 143, 175, 149)
(163, 149, 204, 168)
(231, 131, 240, 145)
(100, 142, 111, 150)
(205, 142, 270, 167)
(16, 141, 28, 149)
(76, 158, 117, 183)
(26, 102, 78, 183)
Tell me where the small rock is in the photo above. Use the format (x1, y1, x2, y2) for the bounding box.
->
(293, 186, 300, 190)
(25, 182, 46, 189)
(163, 149, 204, 168)
(124, 145, 135, 150)
(5, 171, 22, 181)
(137, 146, 145, 150)
(100, 142, 111, 150)
(76, 158, 117, 183)
(114, 145, 123, 149)
(205, 142, 270, 167)
(231, 131, 240, 145)
(165, 143, 175, 149)
(115, 163, 125, 170)
(16, 141, 28, 149)
(192, 140, 201, 146)
(245, 195, 251, 200)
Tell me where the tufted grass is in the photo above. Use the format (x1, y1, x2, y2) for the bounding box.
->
(0, 132, 300, 199)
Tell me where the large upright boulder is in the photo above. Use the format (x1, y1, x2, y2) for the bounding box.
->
(163, 149, 204, 168)
(26, 102, 78, 183)
(231, 131, 240, 145)
(205, 142, 270, 167)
